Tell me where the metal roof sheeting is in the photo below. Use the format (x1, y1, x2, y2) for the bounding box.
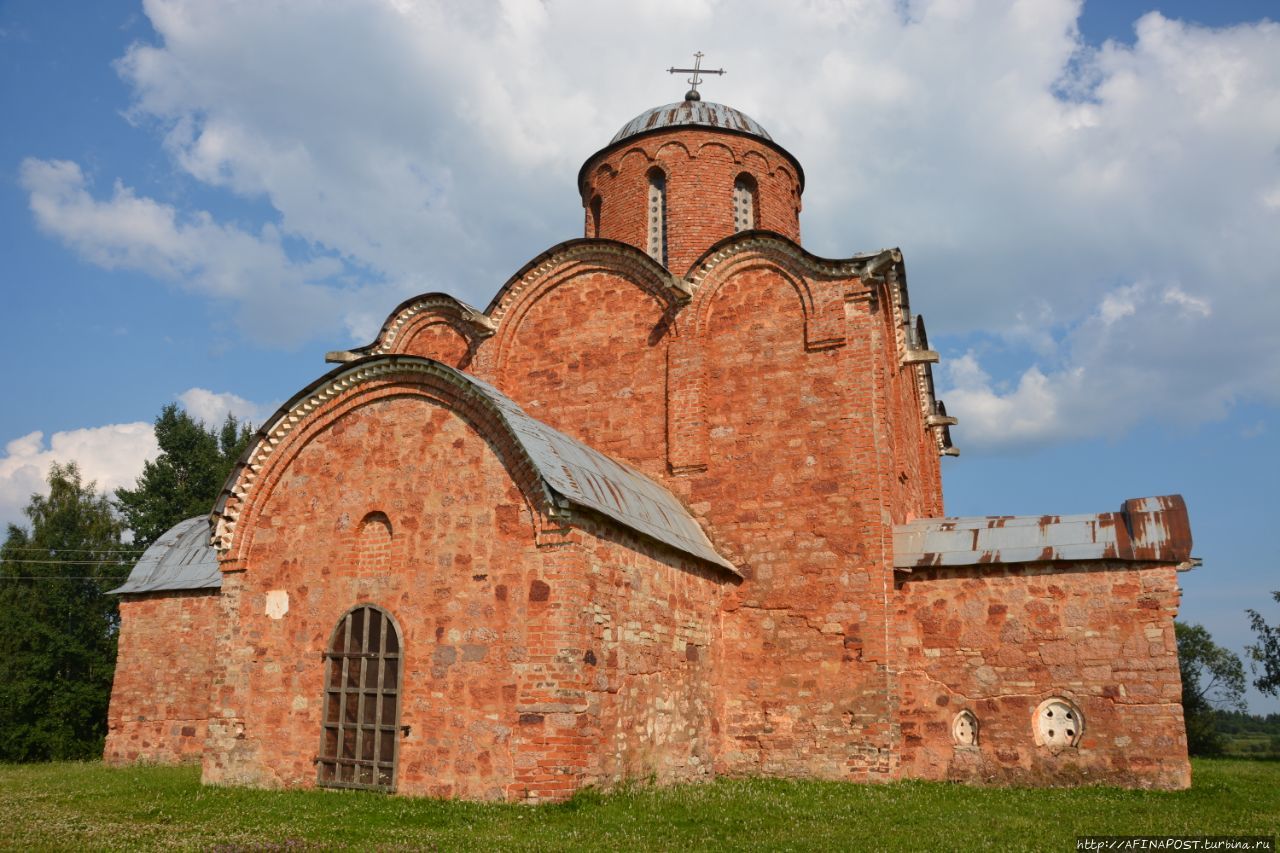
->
(610, 100, 774, 145)
(110, 516, 220, 594)
(443, 363, 739, 575)
(204, 356, 737, 579)
(893, 495, 1193, 570)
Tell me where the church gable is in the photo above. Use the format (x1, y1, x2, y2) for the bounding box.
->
(199, 354, 732, 799)
(328, 292, 495, 369)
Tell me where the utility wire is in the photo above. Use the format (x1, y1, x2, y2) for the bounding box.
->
(2, 555, 136, 560)
(2, 576, 124, 581)
(3, 547, 146, 554)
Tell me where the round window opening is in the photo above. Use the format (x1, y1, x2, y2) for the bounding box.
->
(1033, 697, 1083, 752)
(952, 710, 978, 746)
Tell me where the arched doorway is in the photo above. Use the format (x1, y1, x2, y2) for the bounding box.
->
(316, 604, 403, 791)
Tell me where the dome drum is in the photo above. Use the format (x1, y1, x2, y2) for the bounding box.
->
(580, 100, 804, 273)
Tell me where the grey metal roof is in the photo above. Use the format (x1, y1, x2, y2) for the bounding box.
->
(437, 362, 738, 574)
(110, 516, 220, 594)
(893, 495, 1193, 570)
(610, 100, 773, 145)
(209, 355, 737, 576)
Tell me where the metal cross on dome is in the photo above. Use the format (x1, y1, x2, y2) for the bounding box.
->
(667, 51, 725, 102)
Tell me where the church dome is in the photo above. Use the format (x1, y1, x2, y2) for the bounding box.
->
(610, 100, 774, 146)
(579, 94, 805, 272)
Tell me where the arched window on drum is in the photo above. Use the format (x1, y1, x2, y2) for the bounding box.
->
(733, 173, 758, 232)
(647, 167, 667, 266)
(588, 194, 602, 238)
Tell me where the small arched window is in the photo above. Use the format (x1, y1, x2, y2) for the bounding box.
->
(589, 195, 602, 238)
(733, 174, 758, 232)
(317, 604, 403, 792)
(647, 168, 667, 266)
(356, 511, 392, 574)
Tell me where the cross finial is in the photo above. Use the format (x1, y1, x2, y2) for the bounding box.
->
(667, 51, 725, 102)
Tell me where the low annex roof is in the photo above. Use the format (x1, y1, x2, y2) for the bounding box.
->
(109, 516, 220, 595)
(893, 495, 1194, 570)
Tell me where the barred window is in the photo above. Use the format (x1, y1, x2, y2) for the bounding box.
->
(647, 168, 667, 266)
(317, 604, 402, 792)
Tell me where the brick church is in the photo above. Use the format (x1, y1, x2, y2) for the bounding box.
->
(105, 75, 1196, 800)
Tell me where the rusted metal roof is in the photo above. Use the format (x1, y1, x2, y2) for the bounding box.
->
(893, 495, 1193, 570)
(610, 100, 774, 145)
(443, 363, 738, 575)
(109, 516, 220, 594)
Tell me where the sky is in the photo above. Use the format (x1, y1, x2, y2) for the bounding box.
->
(1, 0, 1278, 711)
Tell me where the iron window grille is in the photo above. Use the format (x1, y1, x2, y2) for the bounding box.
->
(316, 604, 403, 792)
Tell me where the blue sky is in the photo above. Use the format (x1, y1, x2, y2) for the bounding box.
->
(2, 0, 1278, 712)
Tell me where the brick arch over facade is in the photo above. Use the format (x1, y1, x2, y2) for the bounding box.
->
(481, 242, 686, 479)
(340, 293, 496, 367)
(483, 238, 683, 327)
(212, 358, 561, 564)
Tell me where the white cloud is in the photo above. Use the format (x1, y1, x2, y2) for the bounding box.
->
(0, 384, 277, 530)
(177, 388, 275, 428)
(20, 0, 1280, 448)
(941, 279, 1269, 450)
(0, 425, 159, 531)
(16, 157, 379, 347)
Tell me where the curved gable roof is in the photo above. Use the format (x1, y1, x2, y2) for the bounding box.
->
(213, 356, 737, 576)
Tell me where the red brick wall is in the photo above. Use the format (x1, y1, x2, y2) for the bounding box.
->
(687, 266, 897, 779)
(105, 589, 218, 766)
(488, 268, 672, 481)
(201, 381, 726, 802)
(894, 562, 1190, 788)
(397, 320, 472, 368)
(578, 519, 723, 789)
(204, 392, 545, 798)
(469, 239, 945, 784)
(582, 129, 802, 274)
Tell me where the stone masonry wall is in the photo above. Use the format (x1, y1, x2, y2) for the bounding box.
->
(204, 393, 548, 799)
(690, 266, 896, 780)
(490, 268, 671, 482)
(201, 385, 725, 802)
(577, 518, 724, 790)
(894, 561, 1190, 788)
(105, 589, 219, 766)
(469, 236, 943, 784)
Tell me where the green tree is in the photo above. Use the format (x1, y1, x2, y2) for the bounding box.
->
(1175, 621, 1246, 756)
(114, 405, 253, 550)
(1246, 591, 1280, 697)
(0, 463, 131, 761)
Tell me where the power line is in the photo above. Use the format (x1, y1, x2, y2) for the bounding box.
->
(3, 547, 146, 554)
(2, 559, 134, 566)
(2, 576, 124, 581)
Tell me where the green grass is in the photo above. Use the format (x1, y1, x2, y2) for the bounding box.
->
(1, 759, 1276, 851)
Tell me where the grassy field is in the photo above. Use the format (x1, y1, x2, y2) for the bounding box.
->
(1, 759, 1276, 851)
